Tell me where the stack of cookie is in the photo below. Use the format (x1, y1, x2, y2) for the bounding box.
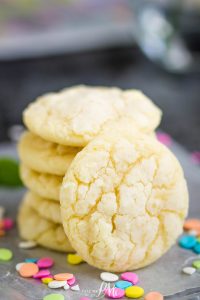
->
(18, 86, 188, 272)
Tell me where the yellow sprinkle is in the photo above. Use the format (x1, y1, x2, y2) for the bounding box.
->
(42, 277, 53, 284)
(125, 286, 144, 298)
(67, 253, 84, 265)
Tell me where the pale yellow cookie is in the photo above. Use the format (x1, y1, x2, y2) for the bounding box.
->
(25, 191, 61, 224)
(20, 164, 62, 201)
(23, 85, 162, 147)
(60, 132, 188, 272)
(18, 131, 81, 175)
(18, 194, 74, 252)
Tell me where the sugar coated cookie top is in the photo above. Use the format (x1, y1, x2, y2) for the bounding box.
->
(23, 85, 162, 146)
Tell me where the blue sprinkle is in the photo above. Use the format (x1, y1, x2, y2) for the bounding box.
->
(193, 243, 200, 254)
(25, 258, 38, 263)
(179, 235, 197, 249)
(115, 280, 133, 289)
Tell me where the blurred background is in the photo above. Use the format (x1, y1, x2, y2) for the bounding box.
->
(0, 0, 199, 151)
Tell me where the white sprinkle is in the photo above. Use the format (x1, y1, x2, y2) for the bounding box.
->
(0, 206, 5, 219)
(48, 280, 67, 289)
(188, 230, 198, 236)
(71, 285, 80, 291)
(63, 283, 70, 290)
(100, 272, 119, 282)
(15, 262, 25, 272)
(18, 241, 37, 249)
(182, 267, 196, 275)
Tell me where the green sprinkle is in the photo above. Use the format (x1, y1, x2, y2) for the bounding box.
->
(43, 294, 64, 300)
(193, 260, 200, 269)
(0, 248, 13, 261)
(0, 157, 23, 187)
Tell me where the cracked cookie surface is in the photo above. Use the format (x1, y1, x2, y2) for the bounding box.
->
(20, 164, 62, 201)
(23, 85, 161, 147)
(18, 131, 81, 175)
(60, 132, 188, 272)
(18, 193, 74, 252)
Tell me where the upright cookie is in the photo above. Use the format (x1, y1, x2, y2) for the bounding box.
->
(60, 132, 188, 272)
(20, 164, 62, 201)
(23, 85, 162, 147)
(18, 195, 74, 252)
(18, 131, 81, 176)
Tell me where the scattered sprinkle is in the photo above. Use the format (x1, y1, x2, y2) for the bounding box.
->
(19, 241, 37, 249)
(42, 277, 54, 284)
(104, 287, 125, 299)
(184, 219, 200, 232)
(67, 276, 76, 286)
(67, 253, 84, 265)
(191, 151, 200, 165)
(115, 280, 132, 289)
(37, 257, 54, 269)
(0, 248, 13, 261)
(182, 267, 196, 275)
(43, 294, 64, 300)
(179, 235, 197, 249)
(48, 280, 66, 289)
(63, 283, 70, 290)
(144, 291, 163, 300)
(121, 272, 139, 285)
(100, 272, 119, 282)
(25, 258, 38, 263)
(19, 262, 39, 278)
(16, 262, 25, 271)
(193, 243, 200, 254)
(33, 269, 51, 279)
(2, 218, 14, 230)
(156, 132, 172, 147)
(71, 284, 80, 291)
(125, 286, 144, 298)
(188, 230, 198, 236)
(193, 260, 200, 269)
(54, 273, 73, 281)
(80, 298, 91, 300)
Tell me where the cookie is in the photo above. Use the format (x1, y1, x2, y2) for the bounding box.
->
(60, 132, 188, 272)
(24, 192, 61, 224)
(23, 85, 162, 147)
(18, 131, 81, 176)
(20, 164, 61, 201)
(18, 195, 74, 252)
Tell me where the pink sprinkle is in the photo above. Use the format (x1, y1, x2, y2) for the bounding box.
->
(37, 257, 54, 269)
(156, 132, 172, 147)
(80, 298, 91, 300)
(33, 269, 51, 279)
(121, 272, 139, 285)
(67, 276, 76, 286)
(191, 151, 200, 165)
(3, 218, 14, 230)
(104, 288, 125, 299)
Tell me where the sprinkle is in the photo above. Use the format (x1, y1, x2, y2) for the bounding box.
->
(0, 229, 5, 237)
(193, 243, 200, 254)
(63, 283, 70, 290)
(121, 272, 139, 285)
(125, 286, 144, 298)
(100, 272, 119, 282)
(193, 260, 200, 269)
(67, 276, 76, 286)
(188, 230, 198, 236)
(144, 291, 163, 300)
(37, 257, 54, 269)
(71, 284, 80, 291)
(191, 151, 200, 165)
(48, 280, 66, 289)
(184, 219, 200, 232)
(54, 273, 73, 281)
(156, 132, 172, 147)
(19, 241, 37, 249)
(0, 248, 13, 261)
(43, 294, 64, 300)
(182, 267, 196, 275)
(67, 253, 84, 265)
(16, 262, 25, 271)
(179, 235, 197, 249)
(25, 258, 38, 263)
(2, 218, 14, 230)
(19, 262, 39, 277)
(80, 298, 91, 300)
(42, 277, 53, 284)
(115, 280, 132, 289)
(104, 287, 125, 299)
(33, 269, 51, 279)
